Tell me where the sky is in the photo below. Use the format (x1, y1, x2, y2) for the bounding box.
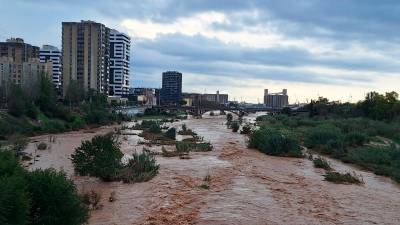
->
(1, 0, 399, 103)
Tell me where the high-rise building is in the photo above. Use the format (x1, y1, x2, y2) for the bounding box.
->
(264, 89, 289, 109)
(160, 71, 182, 105)
(40, 45, 62, 90)
(109, 29, 130, 97)
(62, 20, 110, 97)
(0, 57, 52, 90)
(0, 38, 39, 63)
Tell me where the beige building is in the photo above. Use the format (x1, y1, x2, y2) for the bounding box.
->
(0, 38, 39, 64)
(0, 57, 52, 88)
(62, 20, 110, 97)
(264, 89, 289, 109)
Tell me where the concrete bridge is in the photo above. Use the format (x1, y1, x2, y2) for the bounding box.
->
(151, 105, 286, 117)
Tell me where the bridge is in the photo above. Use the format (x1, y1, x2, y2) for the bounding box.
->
(151, 105, 286, 117)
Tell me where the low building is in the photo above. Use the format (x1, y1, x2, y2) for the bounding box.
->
(129, 88, 158, 106)
(182, 91, 229, 106)
(264, 89, 289, 109)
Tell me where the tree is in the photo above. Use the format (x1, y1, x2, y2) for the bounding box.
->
(65, 80, 85, 106)
(0, 150, 29, 225)
(26, 169, 88, 225)
(71, 133, 123, 181)
(35, 73, 57, 116)
(7, 84, 27, 117)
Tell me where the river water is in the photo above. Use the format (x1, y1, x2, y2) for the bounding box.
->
(24, 113, 400, 225)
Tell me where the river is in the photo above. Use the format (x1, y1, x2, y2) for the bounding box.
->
(23, 113, 400, 225)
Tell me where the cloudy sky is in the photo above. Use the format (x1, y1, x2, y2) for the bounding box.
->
(1, 0, 399, 103)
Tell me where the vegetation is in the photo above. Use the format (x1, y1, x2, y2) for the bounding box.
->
(0, 150, 88, 225)
(0, 74, 129, 138)
(37, 142, 47, 150)
(226, 113, 233, 123)
(164, 127, 176, 140)
(231, 121, 240, 132)
(176, 141, 213, 153)
(312, 156, 332, 170)
(249, 127, 302, 157)
(178, 124, 197, 136)
(240, 124, 252, 134)
(72, 133, 160, 183)
(254, 91, 400, 182)
(118, 151, 159, 183)
(26, 169, 89, 225)
(71, 133, 123, 181)
(323, 171, 364, 184)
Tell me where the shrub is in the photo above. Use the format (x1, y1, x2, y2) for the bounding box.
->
(313, 156, 332, 170)
(0, 175, 30, 225)
(147, 123, 162, 134)
(0, 150, 29, 225)
(304, 125, 343, 148)
(37, 142, 47, 150)
(80, 190, 102, 210)
(194, 142, 213, 152)
(240, 124, 252, 134)
(231, 121, 240, 132)
(344, 131, 368, 147)
(209, 111, 215, 116)
(9, 135, 28, 156)
(26, 169, 89, 225)
(164, 128, 176, 140)
(226, 113, 233, 123)
(69, 116, 86, 130)
(176, 141, 191, 153)
(249, 127, 302, 157)
(71, 133, 123, 181)
(323, 171, 363, 184)
(324, 139, 346, 157)
(118, 151, 159, 183)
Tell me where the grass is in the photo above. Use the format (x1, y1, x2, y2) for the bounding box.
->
(118, 151, 160, 183)
(323, 171, 364, 184)
(176, 141, 213, 153)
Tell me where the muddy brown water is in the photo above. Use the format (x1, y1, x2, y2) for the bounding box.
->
(24, 113, 400, 225)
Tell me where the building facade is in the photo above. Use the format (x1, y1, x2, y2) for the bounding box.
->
(0, 38, 39, 63)
(129, 88, 157, 106)
(62, 20, 110, 97)
(109, 29, 130, 97)
(264, 89, 289, 109)
(39, 45, 62, 90)
(160, 71, 182, 105)
(0, 57, 52, 91)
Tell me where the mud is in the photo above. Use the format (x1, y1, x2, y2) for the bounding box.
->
(24, 114, 400, 225)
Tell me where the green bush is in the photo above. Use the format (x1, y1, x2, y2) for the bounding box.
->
(71, 133, 123, 181)
(194, 142, 213, 152)
(176, 141, 191, 153)
(231, 121, 240, 132)
(69, 116, 86, 130)
(26, 169, 88, 225)
(37, 142, 47, 150)
(0, 150, 29, 225)
(313, 156, 332, 170)
(226, 113, 233, 123)
(118, 151, 159, 183)
(147, 123, 162, 134)
(304, 125, 343, 148)
(240, 124, 252, 134)
(249, 127, 302, 157)
(324, 139, 346, 157)
(323, 171, 363, 184)
(164, 128, 176, 140)
(344, 131, 369, 147)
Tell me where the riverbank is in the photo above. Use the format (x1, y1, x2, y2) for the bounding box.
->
(24, 113, 400, 225)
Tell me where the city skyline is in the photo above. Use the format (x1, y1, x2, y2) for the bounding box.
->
(1, 0, 400, 103)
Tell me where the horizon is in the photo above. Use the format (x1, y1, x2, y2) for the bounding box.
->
(1, 0, 399, 103)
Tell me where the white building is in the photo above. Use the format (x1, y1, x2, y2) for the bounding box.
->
(39, 45, 61, 90)
(109, 29, 130, 97)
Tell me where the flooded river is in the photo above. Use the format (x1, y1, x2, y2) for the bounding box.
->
(24, 114, 400, 225)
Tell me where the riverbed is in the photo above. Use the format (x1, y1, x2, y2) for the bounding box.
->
(24, 113, 400, 225)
